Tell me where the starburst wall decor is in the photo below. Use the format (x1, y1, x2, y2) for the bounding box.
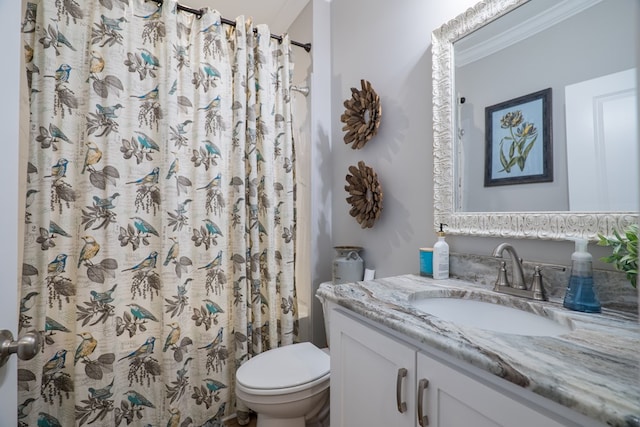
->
(340, 79, 381, 149)
(345, 161, 383, 228)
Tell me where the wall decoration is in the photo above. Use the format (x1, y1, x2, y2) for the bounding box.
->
(484, 88, 552, 186)
(345, 161, 383, 228)
(340, 79, 382, 149)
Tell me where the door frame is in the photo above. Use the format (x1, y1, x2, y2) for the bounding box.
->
(0, 0, 23, 423)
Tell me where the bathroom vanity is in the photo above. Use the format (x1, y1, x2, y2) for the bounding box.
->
(317, 275, 639, 427)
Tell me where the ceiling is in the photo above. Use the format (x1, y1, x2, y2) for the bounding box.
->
(179, 0, 310, 35)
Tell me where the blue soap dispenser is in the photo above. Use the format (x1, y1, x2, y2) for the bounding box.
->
(563, 238, 601, 313)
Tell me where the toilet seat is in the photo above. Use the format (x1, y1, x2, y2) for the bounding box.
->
(236, 342, 330, 396)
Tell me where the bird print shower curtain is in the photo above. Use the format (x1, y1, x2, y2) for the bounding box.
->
(19, 0, 298, 425)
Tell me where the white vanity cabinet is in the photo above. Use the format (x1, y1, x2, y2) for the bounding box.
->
(330, 308, 604, 427)
(330, 308, 417, 426)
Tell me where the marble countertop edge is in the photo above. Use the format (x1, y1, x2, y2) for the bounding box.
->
(316, 274, 640, 427)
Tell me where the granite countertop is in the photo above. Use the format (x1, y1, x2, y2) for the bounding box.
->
(316, 274, 639, 427)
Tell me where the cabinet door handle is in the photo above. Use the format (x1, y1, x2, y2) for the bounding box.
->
(417, 378, 430, 426)
(396, 367, 408, 413)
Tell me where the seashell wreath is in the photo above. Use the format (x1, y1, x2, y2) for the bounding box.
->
(345, 161, 383, 228)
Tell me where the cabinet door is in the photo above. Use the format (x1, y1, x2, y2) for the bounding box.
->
(331, 310, 417, 427)
(417, 352, 565, 427)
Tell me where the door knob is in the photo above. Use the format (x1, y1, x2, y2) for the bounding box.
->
(0, 330, 43, 367)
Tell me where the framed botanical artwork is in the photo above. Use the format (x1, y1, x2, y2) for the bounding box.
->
(484, 88, 553, 186)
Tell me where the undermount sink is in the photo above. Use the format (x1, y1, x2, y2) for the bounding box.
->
(410, 297, 572, 337)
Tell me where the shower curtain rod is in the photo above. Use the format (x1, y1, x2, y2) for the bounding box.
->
(151, 0, 312, 52)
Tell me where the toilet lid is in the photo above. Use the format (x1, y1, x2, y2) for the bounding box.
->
(236, 342, 330, 390)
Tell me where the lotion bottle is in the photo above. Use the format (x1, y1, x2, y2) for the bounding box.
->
(432, 223, 449, 279)
(563, 238, 601, 313)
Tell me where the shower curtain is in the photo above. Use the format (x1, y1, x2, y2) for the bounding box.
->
(19, 0, 298, 425)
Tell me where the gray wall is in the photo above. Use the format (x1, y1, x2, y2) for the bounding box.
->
(328, 0, 478, 285)
(309, 0, 334, 345)
(324, 0, 637, 299)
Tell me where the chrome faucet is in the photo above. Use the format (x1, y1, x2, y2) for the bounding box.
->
(492, 243, 526, 290)
(491, 243, 566, 301)
(491, 243, 550, 301)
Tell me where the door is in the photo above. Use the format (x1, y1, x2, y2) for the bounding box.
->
(417, 352, 567, 427)
(0, 0, 22, 424)
(330, 309, 416, 427)
(565, 68, 638, 211)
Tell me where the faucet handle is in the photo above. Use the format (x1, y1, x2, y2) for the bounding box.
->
(530, 266, 547, 301)
(494, 261, 510, 290)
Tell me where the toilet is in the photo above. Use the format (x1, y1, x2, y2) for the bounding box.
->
(235, 342, 330, 427)
(235, 298, 336, 427)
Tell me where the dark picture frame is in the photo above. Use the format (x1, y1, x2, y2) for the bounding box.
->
(484, 88, 553, 186)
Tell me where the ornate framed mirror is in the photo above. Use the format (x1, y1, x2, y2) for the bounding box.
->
(432, 0, 638, 240)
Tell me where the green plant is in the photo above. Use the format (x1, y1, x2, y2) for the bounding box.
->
(597, 224, 638, 289)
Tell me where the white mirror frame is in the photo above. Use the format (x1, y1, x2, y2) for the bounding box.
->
(432, 0, 637, 240)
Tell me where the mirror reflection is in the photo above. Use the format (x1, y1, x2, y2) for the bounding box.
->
(454, 0, 638, 213)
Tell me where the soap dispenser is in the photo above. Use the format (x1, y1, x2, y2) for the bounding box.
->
(563, 238, 601, 313)
(432, 223, 449, 280)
